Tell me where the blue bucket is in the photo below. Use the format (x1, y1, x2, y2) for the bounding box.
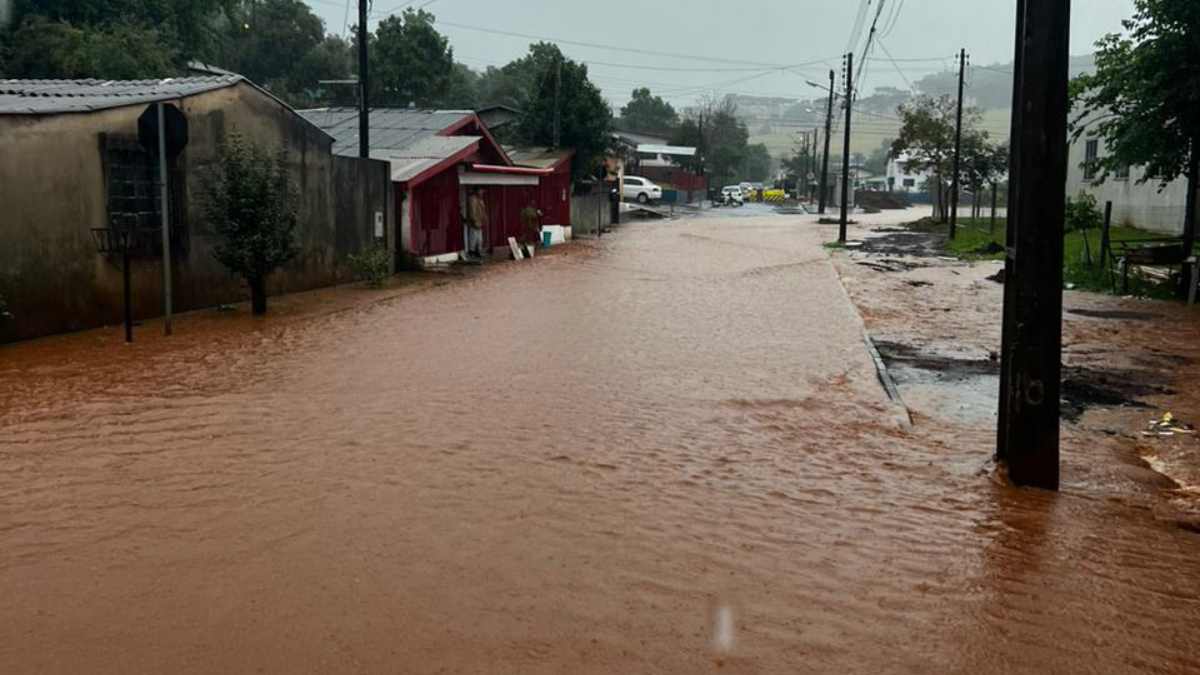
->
(541, 231, 553, 248)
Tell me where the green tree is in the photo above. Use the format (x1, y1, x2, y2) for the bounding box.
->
(203, 133, 299, 316)
(4, 15, 176, 79)
(514, 43, 612, 179)
(366, 9, 454, 108)
(863, 137, 894, 177)
(892, 94, 982, 222)
(10, 0, 231, 67)
(670, 96, 751, 187)
(440, 62, 480, 109)
(740, 143, 772, 183)
(224, 0, 324, 94)
(1070, 0, 1200, 250)
(620, 87, 678, 134)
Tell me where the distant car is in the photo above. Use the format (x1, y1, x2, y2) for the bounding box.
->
(721, 185, 745, 206)
(622, 176, 663, 204)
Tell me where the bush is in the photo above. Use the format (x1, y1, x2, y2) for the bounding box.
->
(1065, 191, 1103, 233)
(348, 244, 391, 287)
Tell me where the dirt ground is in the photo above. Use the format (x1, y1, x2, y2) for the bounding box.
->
(831, 212, 1200, 529)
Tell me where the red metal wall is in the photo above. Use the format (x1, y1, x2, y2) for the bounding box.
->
(410, 170, 463, 257)
(539, 166, 572, 227)
(479, 185, 540, 249)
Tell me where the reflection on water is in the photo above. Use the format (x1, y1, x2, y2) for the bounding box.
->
(2, 214, 1199, 673)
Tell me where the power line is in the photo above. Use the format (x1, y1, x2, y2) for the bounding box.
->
(438, 20, 835, 69)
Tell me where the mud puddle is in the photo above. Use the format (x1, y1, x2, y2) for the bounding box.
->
(874, 340, 1168, 423)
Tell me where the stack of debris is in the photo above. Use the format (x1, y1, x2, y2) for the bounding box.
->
(1142, 412, 1196, 438)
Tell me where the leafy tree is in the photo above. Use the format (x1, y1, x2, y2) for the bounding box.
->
(1070, 0, 1200, 249)
(202, 133, 298, 316)
(10, 0, 231, 67)
(4, 15, 176, 79)
(670, 96, 751, 187)
(440, 61, 480, 109)
(366, 9, 454, 108)
(892, 94, 983, 222)
(781, 142, 814, 182)
(863, 137, 894, 177)
(224, 0, 323, 93)
(620, 87, 678, 134)
(958, 137, 1008, 214)
(514, 43, 612, 179)
(740, 143, 772, 183)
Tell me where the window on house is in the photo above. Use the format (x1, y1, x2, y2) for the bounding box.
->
(903, 178, 916, 187)
(101, 134, 188, 257)
(1115, 164, 1130, 180)
(1084, 139, 1099, 180)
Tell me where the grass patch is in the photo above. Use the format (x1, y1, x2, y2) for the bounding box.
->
(919, 217, 1189, 298)
(824, 241, 847, 250)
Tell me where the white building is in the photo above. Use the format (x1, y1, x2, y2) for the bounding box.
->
(1064, 125, 1194, 235)
(886, 153, 934, 193)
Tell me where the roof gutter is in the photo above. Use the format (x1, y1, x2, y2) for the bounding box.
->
(470, 163, 553, 176)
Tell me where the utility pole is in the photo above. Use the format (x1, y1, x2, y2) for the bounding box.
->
(553, 57, 563, 149)
(996, 0, 1072, 491)
(819, 69, 834, 215)
(839, 53, 853, 243)
(949, 48, 967, 240)
(357, 0, 369, 159)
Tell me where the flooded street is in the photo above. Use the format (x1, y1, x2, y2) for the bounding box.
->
(4, 207, 1200, 673)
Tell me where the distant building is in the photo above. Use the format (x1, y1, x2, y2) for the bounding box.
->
(886, 153, 934, 194)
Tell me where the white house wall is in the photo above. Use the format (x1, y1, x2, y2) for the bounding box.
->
(1065, 133, 1193, 235)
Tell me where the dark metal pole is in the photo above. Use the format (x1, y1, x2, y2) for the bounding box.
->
(358, 0, 369, 159)
(122, 244, 133, 343)
(157, 102, 173, 336)
(1100, 200, 1113, 270)
(996, 0, 1071, 491)
(839, 54, 853, 243)
(819, 69, 834, 215)
(949, 48, 967, 240)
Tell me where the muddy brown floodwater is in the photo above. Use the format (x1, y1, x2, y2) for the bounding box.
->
(3, 208, 1200, 673)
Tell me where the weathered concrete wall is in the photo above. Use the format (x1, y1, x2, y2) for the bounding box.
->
(0, 82, 390, 343)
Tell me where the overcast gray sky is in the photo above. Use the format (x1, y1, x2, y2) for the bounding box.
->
(304, 0, 1136, 107)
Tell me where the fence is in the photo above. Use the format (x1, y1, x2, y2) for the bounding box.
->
(570, 191, 613, 237)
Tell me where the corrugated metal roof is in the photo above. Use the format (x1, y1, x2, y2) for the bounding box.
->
(370, 135, 481, 183)
(637, 144, 697, 157)
(505, 146, 574, 169)
(298, 107, 475, 157)
(0, 76, 242, 114)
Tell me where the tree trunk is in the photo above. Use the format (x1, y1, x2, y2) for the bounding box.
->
(250, 276, 267, 315)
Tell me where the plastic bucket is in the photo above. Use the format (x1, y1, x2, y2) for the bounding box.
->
(542, 231, 553, 248)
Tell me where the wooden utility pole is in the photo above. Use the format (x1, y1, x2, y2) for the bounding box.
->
(553, 57, 563, 149)
(949, 48, 967, 240)
(357, 0, 369, 159)
(839, 53, 853, 243)
(819, 69, 834, 214)
(996, 0, 1072, 491)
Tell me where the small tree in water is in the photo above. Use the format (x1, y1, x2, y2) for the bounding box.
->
(203, 133, 299, 315)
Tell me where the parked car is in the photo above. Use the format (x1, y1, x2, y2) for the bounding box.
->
(720, 185, 745, 206)
(622, 176, 663, 204)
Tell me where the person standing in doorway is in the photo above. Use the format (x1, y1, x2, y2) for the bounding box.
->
(466, 188, 488, 260)
(520, 199, 543, 253)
